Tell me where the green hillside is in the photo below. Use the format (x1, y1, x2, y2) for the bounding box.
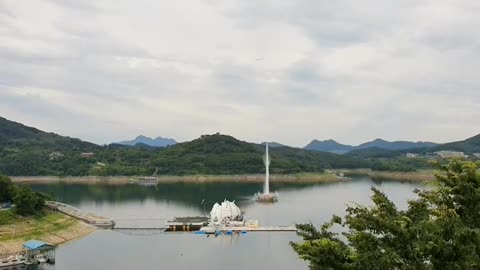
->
(0, 117, 369, 176)
(1, 116, 477, 176)
(0, 117, 97, 150)
(0, 117, 100, 175)
(93, 134, 370, 176)
(429, 134, 480, 154)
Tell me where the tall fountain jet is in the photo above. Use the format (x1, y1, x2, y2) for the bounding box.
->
(264, 143, 270, 194)
(256, 143, 278, 203)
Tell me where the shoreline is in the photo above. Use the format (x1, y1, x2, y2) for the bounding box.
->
(0, 210, 97, 254)
(11, 173, 345, 185)
(340, 169, 437, 182)
(9, 170, 437, 185)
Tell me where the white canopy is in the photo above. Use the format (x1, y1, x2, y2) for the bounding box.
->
(210, 200, 242, 223)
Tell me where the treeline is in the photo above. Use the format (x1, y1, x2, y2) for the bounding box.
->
(0, 134, 373, 176)
(0, 175, 49, 216)
(291, 160, 480, 269)
(0, 117, 440, 176)
(1, 116, 479, 176)
(370, 157, 432, 172)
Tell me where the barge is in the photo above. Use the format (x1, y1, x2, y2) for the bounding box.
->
(165, 216, 208, 232)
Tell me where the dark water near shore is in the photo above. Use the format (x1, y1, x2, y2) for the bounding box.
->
(27, 177, 422, 270)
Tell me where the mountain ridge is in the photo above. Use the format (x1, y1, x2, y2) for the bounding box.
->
(116, 135, 177, 148)
(305, 138, 438, 154)
(304, 139, 354, 154)
(0, 115, 478, 176)
(0, 116, 367, 176)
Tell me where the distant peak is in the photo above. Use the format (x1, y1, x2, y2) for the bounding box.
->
(116, 135, 176, 147)
(261, 141, 285, 148)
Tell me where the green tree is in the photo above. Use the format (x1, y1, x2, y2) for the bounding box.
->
(291, 160, 480, 270)
(0, 175, 16, 202)
(13, 186, 45, 216)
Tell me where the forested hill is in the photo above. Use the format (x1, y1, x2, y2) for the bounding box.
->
(3, 116, 477, 176)
(0, 117, 98, 150)
(0, 117, 100, 175)
(429, 134, 480, 153)
(95, 134, 370, 176)
(346, 133, 480, 159)
(0, 117, 369, 176)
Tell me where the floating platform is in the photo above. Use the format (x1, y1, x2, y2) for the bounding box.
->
(255, 193, 278, 203)
(165, 222, 205, 232)
(112, 227, 168, 231)
(199, 226, 296, 234)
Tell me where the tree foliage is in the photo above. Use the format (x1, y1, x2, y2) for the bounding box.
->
(13, 186, 45, 216)
(371, 157, 431, 172)
(291, 160, 480, 269)
(0, 133, 370, 176)
(0, 175, 16, 202)
(0, 175, 46, 216)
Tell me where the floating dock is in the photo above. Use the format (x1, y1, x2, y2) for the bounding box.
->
(199, 226, 297, 234)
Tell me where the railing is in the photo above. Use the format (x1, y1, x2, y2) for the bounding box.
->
(45, 201, 114, 228)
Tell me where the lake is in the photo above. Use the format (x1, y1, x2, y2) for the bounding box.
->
(27, 176, 422, 270)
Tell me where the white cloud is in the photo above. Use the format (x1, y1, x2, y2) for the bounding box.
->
(0, 0, 479, 147)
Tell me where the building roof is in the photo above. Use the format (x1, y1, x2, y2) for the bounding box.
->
(22, 240, 54, 250)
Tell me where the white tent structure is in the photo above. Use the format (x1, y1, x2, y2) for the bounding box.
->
(209, 200, 243, 224)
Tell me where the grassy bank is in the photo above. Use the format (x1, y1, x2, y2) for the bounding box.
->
(0, 209, 95, 253)
(341, 169, 437, 182)
(11, 173, 346, 185)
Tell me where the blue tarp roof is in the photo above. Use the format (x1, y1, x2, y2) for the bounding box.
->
(22, 240, 53, 250)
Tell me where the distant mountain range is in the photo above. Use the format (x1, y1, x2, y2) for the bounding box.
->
(115, 135, 176, 148)
(304, 139, 438, 154)
(304, 140, 354, 154)
(0, 115, 479, 176)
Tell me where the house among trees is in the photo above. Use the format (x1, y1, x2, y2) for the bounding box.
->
(405, 153, 418, 158)
(80, 152, 95, 158)
(48, 152, 64, 160)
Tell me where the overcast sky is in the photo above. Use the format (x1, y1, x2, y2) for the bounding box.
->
(1, 0, 479, 147)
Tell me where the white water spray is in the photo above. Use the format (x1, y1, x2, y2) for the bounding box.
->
(263, 143, 270, 195)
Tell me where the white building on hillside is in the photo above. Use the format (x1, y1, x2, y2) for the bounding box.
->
(434, 151, 467, 159)
(49, 152, 64, 160)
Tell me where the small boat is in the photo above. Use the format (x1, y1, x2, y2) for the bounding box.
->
(0, 254, 28, 268)
(46, 255, 55, 264)
(34, 254, 47, 264)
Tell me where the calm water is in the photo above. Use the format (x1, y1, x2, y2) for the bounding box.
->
(27, 177, 422, 270)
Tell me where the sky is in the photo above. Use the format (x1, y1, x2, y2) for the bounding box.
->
(1, 0, 479, 147)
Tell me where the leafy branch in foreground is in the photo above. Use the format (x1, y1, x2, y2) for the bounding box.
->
(291, 160, 480, 270)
